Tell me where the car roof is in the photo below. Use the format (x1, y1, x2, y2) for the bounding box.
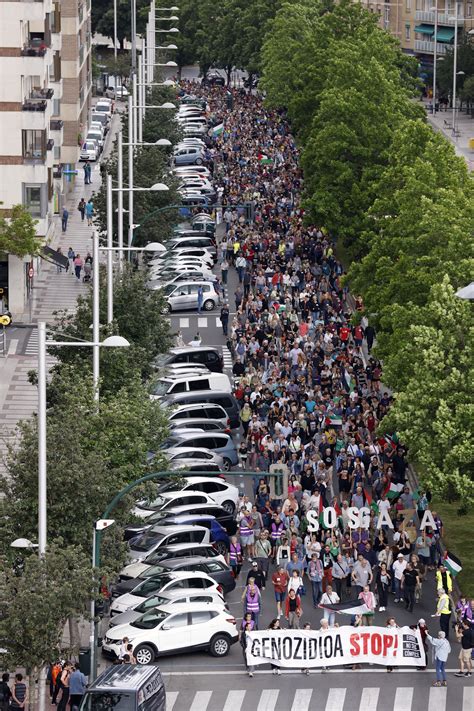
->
(92, 664, 160, 691)
(166, 446, 218, 456)
(182, 476, 230, 485)
(160, 503, 226, 516)
(146, 523, 209, 534)
(169, 347, 220, 355)
(147, 540, 214, 550)
(153, 587, 221, 599)
(150, 602, 224, 614)
(165, 514, 217, 523)
(154, 491, 209, 501)
(156, 556, 219, 570)
(148, 569, 213, 579)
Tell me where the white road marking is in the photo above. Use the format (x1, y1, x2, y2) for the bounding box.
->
(198, 317, 208, 327)
(166, 691, 178, 711)
(463, 687, 474, 711)
(222, 689, 246, 711)
(325, 688, 347, 711)
(394, 687, 413, 710)
(7, 339, 18, 355)
(189, 690, 212, 711)
(359, 687, 379, 711)
(179, 317, 189, 328)
(257, 689, 279, 711)
(428, 687, 447, 711)
(290, 688, 313, 711)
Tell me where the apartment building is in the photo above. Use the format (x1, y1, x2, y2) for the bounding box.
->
(0, 0, 63, 314)
(60, 0, 92, 167)
(359, 1, 474, 59)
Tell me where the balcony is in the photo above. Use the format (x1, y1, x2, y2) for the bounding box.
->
(22, 34, 50, 57)
(414, 39, 449, 54)
(53, 164, 63, 179)
(47, 138, 54, 151)
(50, 119, 63, 131)
(415, 10, 464, 25)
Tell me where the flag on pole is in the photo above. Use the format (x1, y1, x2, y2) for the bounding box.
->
(383, 482, 404, 500)
(363, 489, 379, 514)
(443, 551, 462, 577)
(212, 123, 224, 136)
(257, 153, 273, 165)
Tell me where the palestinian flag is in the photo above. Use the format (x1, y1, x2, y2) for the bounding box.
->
(257, 152, 273, 165)
(443, 551, 462, 577)
(212, 122, 224, 136)
(363, 489, 379, 515)
(325, 413, 343, 427)
(319, 599, 371, 616)
(383, 482, 404, 500)
(412, 488, 420, 502)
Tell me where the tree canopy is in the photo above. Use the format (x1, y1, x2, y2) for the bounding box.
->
(0, 203, 41, 258)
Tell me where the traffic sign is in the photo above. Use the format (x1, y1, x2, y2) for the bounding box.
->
(28, 267, 34, 279)
(0, 315, 11, 326)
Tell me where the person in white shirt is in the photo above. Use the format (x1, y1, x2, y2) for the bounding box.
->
(392, 553, 407, 602)
(319, 585, 340, 626)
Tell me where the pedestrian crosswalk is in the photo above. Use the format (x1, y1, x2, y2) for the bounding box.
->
(222, 344, 233, 370)
(24, 328, 39, 356)
(164, 685, 471, 711)
(174, 316, 222, 329)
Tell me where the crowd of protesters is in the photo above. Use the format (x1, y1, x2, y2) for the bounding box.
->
(178, 80, 473, 681)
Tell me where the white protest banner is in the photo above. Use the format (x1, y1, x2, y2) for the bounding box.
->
(246, 626, 426, 669)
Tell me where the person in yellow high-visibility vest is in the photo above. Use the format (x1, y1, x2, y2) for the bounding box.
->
(436, 565, 453, 593)
(435, 587, 452, 639)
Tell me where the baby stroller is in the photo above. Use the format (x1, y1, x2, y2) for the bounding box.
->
(83, 263, 92, 283)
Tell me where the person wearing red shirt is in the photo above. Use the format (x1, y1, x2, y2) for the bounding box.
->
(272, 566, 289, 619)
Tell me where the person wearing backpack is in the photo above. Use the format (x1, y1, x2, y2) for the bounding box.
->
(0, 673, 11, 711)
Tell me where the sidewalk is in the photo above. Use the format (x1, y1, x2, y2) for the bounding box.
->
(0, 159, 101, 476)
(423, 100, 474, 171)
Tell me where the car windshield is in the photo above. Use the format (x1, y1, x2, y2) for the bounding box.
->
(81, 692, 133, 709)
(153, 354, 170, 368)
(144, 564, 169, 577)
(162, 284, 176, 296)
(131, 610, 169, 630)
(94, 105, 109, 113)
(135, 595, 168, 613)
(135, 575, 172, 596)
(159, 436, 182, 449)
(129, 531, 164, 552)
(153, 380, 172, 396)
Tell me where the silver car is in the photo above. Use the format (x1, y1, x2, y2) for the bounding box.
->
(165, 446, 224, 468)
(161, 281, 220, 313)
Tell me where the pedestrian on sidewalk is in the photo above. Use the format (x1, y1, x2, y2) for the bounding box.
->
(0, 673, 11, 710)
(86, 162, 92, 184)
(220, 303, 229, 335)
(61, 207, 69, 232)
(85, 199, 94, 226)
(67, 247, 75, 273)
(83, 161, 91, 184)
(69, 663, 87, 709)
(197, 285, 203, 314)
(9, 674, 27, 711)
(427, 630, 451, 687)
(74, 253, 83, 280)
(220, 258, 229, 284)
(56, 246, 64, 273)
(57, 662, 72, 711)
(78, 197, 86, 221)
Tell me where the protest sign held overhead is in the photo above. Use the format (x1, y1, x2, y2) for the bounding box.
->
(246, 626, 426, 669)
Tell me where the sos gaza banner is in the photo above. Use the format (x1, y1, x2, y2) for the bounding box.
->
(246, 626, 426, 669)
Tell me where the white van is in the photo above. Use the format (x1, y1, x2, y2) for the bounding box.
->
(151, 372, 231, 400)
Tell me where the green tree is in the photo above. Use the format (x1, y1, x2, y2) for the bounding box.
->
(381, 277, 474, 506)
(0, 203, 41, 258)
(1, 369, 168, 563)
(436, 34, 474, 102)
(91, 0, 149, 49)
(0, 543, 94, 679)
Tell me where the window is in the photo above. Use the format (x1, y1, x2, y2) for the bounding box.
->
(405, 24, 411, 39)
(52, 98, 60, 116)
(206, 407, 224, 418)
(22, 129, 46, 159)
(191, 611, 213, 625)
(189, 378, 209, 391)
(23, 184, 43, 217)
(205, 561, 225, 573)
(164, 613, 188, 629)
(170, 382, 186, 393)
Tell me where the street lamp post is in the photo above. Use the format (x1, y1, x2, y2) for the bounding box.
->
(452, 1, 459, 132)
(430, 5, 439, 114)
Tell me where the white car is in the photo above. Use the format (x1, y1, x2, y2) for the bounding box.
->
(86, 129, 104, 152)
(80, 141, 99, 162)
(108, 587, 227, 628)
(105, 84, 129, 99)
(110, 571, 223, 615)
(127, 524, 210, 562)
(138, 477, 238, 516)
(132, 489, 217, 519)
(102, 602, 238, 663)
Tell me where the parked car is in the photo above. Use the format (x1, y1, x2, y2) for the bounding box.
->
(164, 447, 224, 469)
(156, 347, 224, 374)
(123, 515, 229, 557)
(125, 503, 237, 539)
(80, 665, 166, 710)
(102, 602, 238, 663)
(138, 477, 239, 515)
(105, 83, 129, 99)
(168, 459, 223, 473)
(164, 433, 238, 471)
(127, 524, 210, 563)
(151, 372, 231, 400)
(168, 234, 217, 251)
(94, 100, 113, 121)
(110, 571, 225, 616)
(164, 392, 241, 429)
(85, 129, 104, 153)
(173, 146, 205, 166)
(80, 141, 99, 162)
(161, 281, 221, 314)
(91, 112, 109, 134)
(108, 587, 227, 628)
(169, 417, 228, 432)
(132, 489, 216, 519)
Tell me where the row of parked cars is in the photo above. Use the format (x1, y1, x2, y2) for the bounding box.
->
(80, 98, 114, 162)
(101, 340, 243, 664)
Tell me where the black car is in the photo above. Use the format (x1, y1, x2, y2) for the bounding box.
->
(124, 503, 237, 539)
(154, 346, 223, 373)
(203, 72, 226, 87)
(115, 555, 235, 596)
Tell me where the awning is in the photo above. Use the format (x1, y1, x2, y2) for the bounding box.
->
(414, 24, 435, 35)
(436, 27, 455, 42)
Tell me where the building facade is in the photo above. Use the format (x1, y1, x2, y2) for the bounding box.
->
(0, 0, 92, 316)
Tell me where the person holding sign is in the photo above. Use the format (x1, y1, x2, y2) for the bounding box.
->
(319, 585, 340, 627)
